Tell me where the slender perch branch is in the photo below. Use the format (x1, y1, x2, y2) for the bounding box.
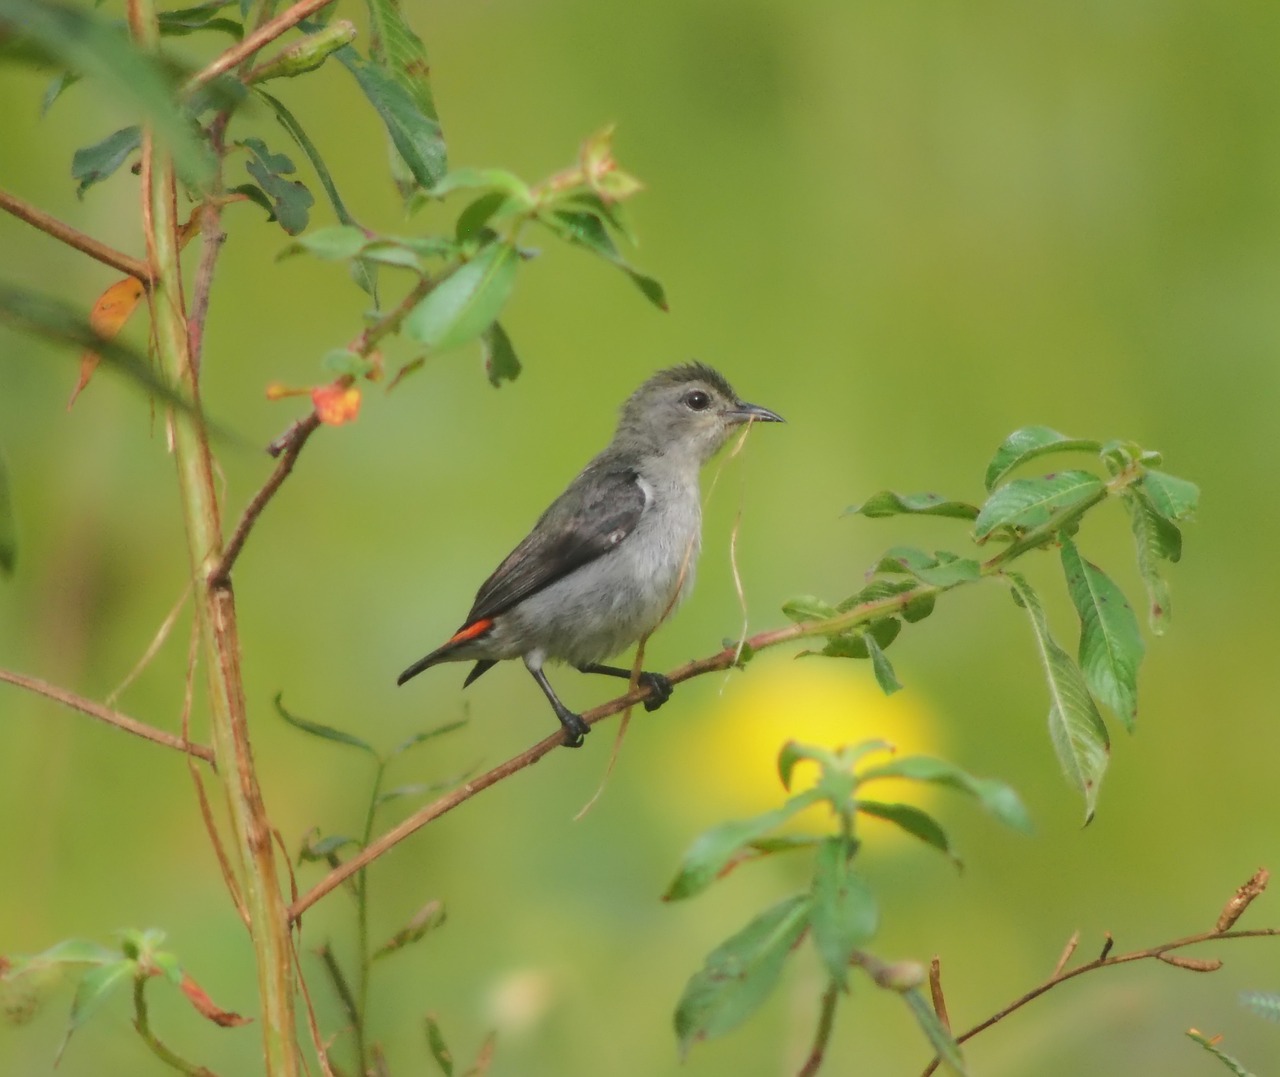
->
(0, 667, 214, 762)
(0, 188, 151, 283)
(184, 0, 338, 91)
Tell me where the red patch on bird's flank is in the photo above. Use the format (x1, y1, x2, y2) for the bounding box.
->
(450, 618, 493, 644)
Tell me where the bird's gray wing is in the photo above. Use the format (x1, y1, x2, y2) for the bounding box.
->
(464, 464, 647, 624)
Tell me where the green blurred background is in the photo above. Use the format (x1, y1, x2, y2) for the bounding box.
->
(2, 1, 1278, 1074)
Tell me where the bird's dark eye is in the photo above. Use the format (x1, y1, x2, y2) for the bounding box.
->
(685, 389, 711, 411)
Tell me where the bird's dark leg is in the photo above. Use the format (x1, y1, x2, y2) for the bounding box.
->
(525, 662, 590, 747)
(577, 662, 674, 713)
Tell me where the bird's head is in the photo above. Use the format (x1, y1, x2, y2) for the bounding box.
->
(615, 362, 784, 464)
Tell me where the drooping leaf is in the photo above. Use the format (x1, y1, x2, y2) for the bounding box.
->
(674, 894, 810, 1056)
(973, 471, 1105, 541)
(1122, 489, 1176, 634)
(1060, 536, 1144, 731)
(846, 491, 979, 520)
(809, 839, 878, 986)
(0, 450, 15, 577)
(904, 989, 967, 1075)
(0, 0, 212, 189)
(1007, 572, 1109, 821)
(1186, 1030, 1255, 1077)
(542, 209, 668, 310)
(1140, 469, 1200, 523)
(857, 755, 1032, 833)
(239, 136, 313, 235)
(480, 321, 520, 387)
(424, 1013, 454, 1076)
(856, 801, 955, 862)
(863, 633, 902, 695)
(664, 791, 822, 901)
(335, 44, 447, 192)
(71, 125, 141, 197)
(983, 426, 1102, 491)
(404, 242, 518, 352)
(811, 618, 901, 660)
(69, 274, 147, 407)
(55, 960, 135, 1065)
(272, 692, 376, 756)
(391, 719, 468, 757)
(177, 973, 249, 1026)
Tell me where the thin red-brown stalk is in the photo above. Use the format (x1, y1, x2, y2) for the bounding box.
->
(0, 188, 151, 283)
(184, 0, 337, 91)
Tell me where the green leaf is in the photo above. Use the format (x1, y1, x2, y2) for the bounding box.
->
(837, 578, 916, 611)
(984, 426, 1102, 491)
(364, 0, 444, 140)
(430, 167, 533, 204)
(157, 1, 243, 38)
(41, 70, 79, 114)
(875, 547, 981, 587)
(1140, 469, 1199, 523)
(856, 801, 956, 862)
(782, 595, 837, 623)
(543, 209, 668, 310)
(812, 618, 901, 660)
(0, 450, 14, 578)
(810, 839, 877, 986)
(481, 321, 521, 387)
(1186, 1030, 1256, 1077)
(425, 1013, 454, 1076)
(847, 491, 979, 520)
(71, 125, 141, 197)
(371, 900, 446, 961)
(280, 225, 370, 261)
(902, 591, 936, 623)
(456, 191, 511, 241)
(863, 633, 902, 695)
(663, 791, 822, 901)
(904, 988, 967, 1075)
(2, 938, 119, 975)
(674, 894, 810, 1056)
(1007, 573, 1109, 821)
(0, 0, 212, 189)
(405, 242, 518, 352)
(0, 283, 206, 419)
(298, 833, 360, 863)
(391, 719, 468, 757)
(335, 45, 447, 192)
(273, 693, 377, 757)
(55, 960, 135, 1065)
(1060, 537, 1144, 731)
(858, 755, 1032, 833)
(1122, 490, 1176, 634)
(239, 137, 313, 235)
(973, 470, 1105, 541)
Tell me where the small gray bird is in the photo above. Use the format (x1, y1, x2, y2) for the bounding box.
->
(397, 363, 783, 746)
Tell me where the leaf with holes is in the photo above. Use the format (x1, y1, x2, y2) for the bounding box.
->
(1060, 536, 1143, 731)
(973, 471, 1104, 541)
(1008, 572, 1109, 821)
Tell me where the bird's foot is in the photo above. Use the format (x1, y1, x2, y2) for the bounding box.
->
(638, 671, 675, 713)
(557, 711, 591, 748)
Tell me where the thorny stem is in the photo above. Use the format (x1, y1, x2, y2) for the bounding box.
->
(133, 976, 219, 1077)
(796, 980, 840, 1077)
(0, 188, 152, 283)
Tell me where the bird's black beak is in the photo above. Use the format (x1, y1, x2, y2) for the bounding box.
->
(728, 400, 785, 425)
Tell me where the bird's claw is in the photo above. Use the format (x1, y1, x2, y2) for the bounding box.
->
(559, 712, 590, 748)
(638, 671, 675, 713)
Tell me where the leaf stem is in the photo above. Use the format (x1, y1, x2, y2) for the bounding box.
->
(796, 980, 840, 1077)
(0, 187, 151, 283)
(132, 976, 219, 1077)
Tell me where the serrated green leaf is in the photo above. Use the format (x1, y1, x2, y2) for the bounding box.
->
(664, 791, 822, 901)
(864, 633, 902, 695)
(858, 755, 1032, 833)
(1186, 1030, 1255, 1077)
(335, 45, 446, 192)
(71, 125, 141, 197)
(543, 209, 668, 310)
(1007, 573, 1109, 821)
(904, 988, 967, 1075)
(984, 427, 1102, 491)
(1123, 490, 1175, 634)
(405, 242, 517, 352)
(0, 0, 213, 189)
(973, 471, 1105, 541)
(425, 1013, 454, 1076)
(856, 801, 956, 862)
(1060, 537, 1143, 731)
(481, 321, 520, 387)
(810, 839, 877, 986)
(782, 595, 837, 623)
(674, 894, 810, 1056)
(55, 960, 135, 1065)
(0, 450, 14, 578)
(273, 693, 377, 756)
(240, 137, 313, 235)
(847, 491, 979, 520)
(1140, 469, 1199, 523)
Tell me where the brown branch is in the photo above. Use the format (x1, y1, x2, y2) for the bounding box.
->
(928, 956, 950, 1033)
(0, 667, 214, 763)
(797, 980, 840, 1077)
(211, 411, 322, 586)
(184, 0, 337, 92)
(0, 188, 151, 284)
(919, 915, 1280, 1076)
(187, 113, 231, 379)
